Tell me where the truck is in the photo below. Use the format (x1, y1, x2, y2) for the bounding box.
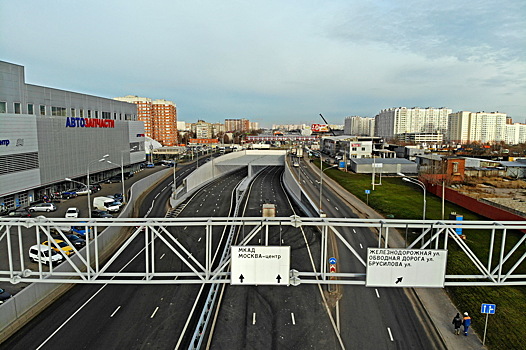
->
(93, 196, 120, 213)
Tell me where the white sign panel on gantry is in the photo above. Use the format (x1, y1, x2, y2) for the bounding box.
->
(231, 246, 290, 285)
(366, 248, 448, 288)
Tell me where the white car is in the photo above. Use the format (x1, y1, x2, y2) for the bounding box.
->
(28, 203, 57, 212)
(75, 187, 91, 196)
(65, 207, 79, 218)
(28, 244, 64, 265)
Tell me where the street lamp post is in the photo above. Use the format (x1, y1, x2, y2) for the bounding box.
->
(120, 146, 137, 203)
(319, 156, 338, 216)
(87, 155, 109, 218)
(399, 173, 427, 242)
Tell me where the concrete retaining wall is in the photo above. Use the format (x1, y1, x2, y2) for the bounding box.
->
(0, 168, 172, 342)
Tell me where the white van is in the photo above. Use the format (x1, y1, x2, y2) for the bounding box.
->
(28, 244, 64, 265)
(93, 196, 120, 213)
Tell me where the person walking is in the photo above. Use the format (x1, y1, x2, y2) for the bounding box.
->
(452, 313, 462, 335)
(462, 312, 472, 336)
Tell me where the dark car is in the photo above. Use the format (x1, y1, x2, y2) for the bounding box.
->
(6, 207, 31, 217)
(123, 171, 134, 179)
(89, 184, 102, 193)
(61, 190, 78, 199)
(113, 193, 124, 201)
(0, 288, 12, 304)
(105, 175, 121, 183)
(91, 209, 113, 218)
(65, 234, 86, 248)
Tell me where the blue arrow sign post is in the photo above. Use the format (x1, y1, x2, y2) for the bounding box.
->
(329, 257, 337, 265)
(481, 303, 496, 345)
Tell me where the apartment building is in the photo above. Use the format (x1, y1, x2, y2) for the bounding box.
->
(447, 111, 507, 144)
(344, 116, 375, 136)
(375, 107, 452, 140)
(505, 123, 526, 145)
(115, 95, 178, 146)
(225, 118, 250, 132)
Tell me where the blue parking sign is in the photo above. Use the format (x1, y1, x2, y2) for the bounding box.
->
(481, 303, 496, 314)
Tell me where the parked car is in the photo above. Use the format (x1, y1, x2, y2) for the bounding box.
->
(113, 193, 124, 202)
(146, 163, 155, 168)
(5, 207, 31, 217)
(91, 209, 112, 218)
(28, 244, 64, 265)
(123, 171, 134, 179)
(27, 203, 57, 212)
(89, 184, 102, 193)
(71, 225, 94, 238)
(41, 239, 74, 256)
(61, 190, 78, 199)
(0, 288, 12, 304)
(65, 207, 80, 218)
(64, 234, 86, 248)
(75, 187, 91, 196)
(105, 175, 122, 183)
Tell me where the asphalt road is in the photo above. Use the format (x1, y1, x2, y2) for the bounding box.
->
(1, 159, 439, 349)
(295, 156, 437, 349)
(0, 162, 244, 349)
(210, 166, 341, 349)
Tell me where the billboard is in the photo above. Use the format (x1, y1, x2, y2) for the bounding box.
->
(311, 124, 329, 133)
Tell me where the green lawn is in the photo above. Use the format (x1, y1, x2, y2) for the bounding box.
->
(320, 164, 526, 349)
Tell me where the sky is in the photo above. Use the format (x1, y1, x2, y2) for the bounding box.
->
(1, 0, 525, 127)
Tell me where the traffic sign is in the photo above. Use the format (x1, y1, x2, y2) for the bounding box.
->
(329, 265, 336, 273)
(481, 303, 496, 314)
(231, 246, 290, 285)
(366, 248, 448, 287)
(365, 190, 370, 194)
(329, 257, 337, 265)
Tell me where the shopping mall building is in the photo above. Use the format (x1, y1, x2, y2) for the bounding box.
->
(0, 61, 146, 210)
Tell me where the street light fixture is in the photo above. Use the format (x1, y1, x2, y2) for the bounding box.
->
(120, 146, 138, 203)
(87, 155, 109, 218)
(319, 156, 338, 216)
(398, 173, 427, 237)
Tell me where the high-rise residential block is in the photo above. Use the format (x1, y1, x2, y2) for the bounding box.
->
(344, 116, 375, 136)
(375, 107, 452, 140)
(225, 118, 250, 132)
(115, 95, 178, 146)
(447, 111, 507, 144)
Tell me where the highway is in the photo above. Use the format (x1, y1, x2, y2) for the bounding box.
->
(0, 163, 246, 349)
(1, 159, 440, 349)
(210, 166, 341, 349)
(292, 156, 438, 349)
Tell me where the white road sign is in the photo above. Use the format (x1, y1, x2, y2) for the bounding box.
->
(231, 246, 291, 285)
(366, 248, 447, 288)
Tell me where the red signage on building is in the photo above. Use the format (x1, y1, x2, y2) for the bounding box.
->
(311, 124, 329, 133)
(189, 138, 219, 144)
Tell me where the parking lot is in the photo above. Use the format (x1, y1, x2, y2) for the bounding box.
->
(0, 165, 168, 296)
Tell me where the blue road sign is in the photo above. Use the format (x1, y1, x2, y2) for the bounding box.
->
(481, 303, 496, 314)
(329, 257, 337, 265)
(365, 190, 370, 194)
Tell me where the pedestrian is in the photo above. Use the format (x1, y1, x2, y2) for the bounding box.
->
(462, 312, 472, 336)
(452, 313, 462, 335)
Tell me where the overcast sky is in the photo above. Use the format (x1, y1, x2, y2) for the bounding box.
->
(1, 0, 525, 127)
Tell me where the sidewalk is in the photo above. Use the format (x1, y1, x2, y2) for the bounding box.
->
(304, 159, 486, 350)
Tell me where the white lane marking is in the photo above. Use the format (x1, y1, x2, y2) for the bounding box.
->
(145, 199, 155, 217)
(360, 243, 363, 249)
(154, 193, 160, 199)
(160, 253, 165, 260)
(387, 327, 394, 342)
(36, 230, 161, 349)
(335, 207, 339, 211)
(353, 229, 356, 233)
(253, 313, 256, 325)
(326, 198, 330, 202)
(110, 306, 121, 318)
(151, 306, 159, 318)
(291, 312, 296, 325)
(162, 186, 167, 191)
(375, 289, 380, 298)
(198, 237, 202, 242)
(184, 226, 187, 230)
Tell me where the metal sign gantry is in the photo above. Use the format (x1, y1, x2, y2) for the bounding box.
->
(0, 217, 525, 286)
